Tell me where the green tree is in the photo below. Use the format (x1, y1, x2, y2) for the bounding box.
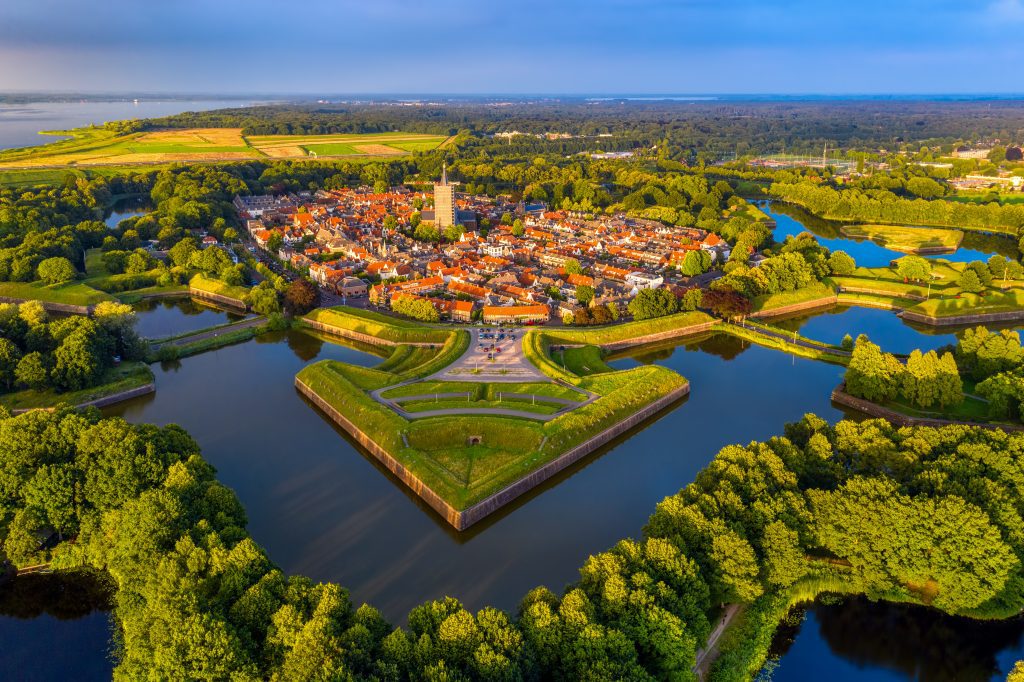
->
(628, 288, 678, 321)
(246, 282, 281, 316)
(36, 257, 76, 285)
(828, 250, 856, 276)
(958, 268, 984, 293)
(563, 258, 584, 276)
(168, 238, 198, 268)
(15, 352, 48, 390)
(845, 337, 900, 402)
(511, 219, 525, 237)
(896, 255, 931, 282)
(680, 250, 712, 276)
(391, 295, 440, 323)
(575, 285, 595, 306)
(0, 338, 20, 390)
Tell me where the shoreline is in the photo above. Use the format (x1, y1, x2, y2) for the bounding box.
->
(830, 384, 1024, 432)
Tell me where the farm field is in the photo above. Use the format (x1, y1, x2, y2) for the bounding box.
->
(0, 126, 450, 169)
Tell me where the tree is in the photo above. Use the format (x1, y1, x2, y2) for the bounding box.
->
(563, 258, 584, 276)
(52, 326, 105, 391)
(500, 212, 513, 225)
(246, 282, 281, 316)
(680, 288, 703, 311)
(680, 250, 712, 276)
(443, 223, 465, 243)
(392, 295, 440, 323)
(94, 301, 142, 360)
(845, 337, 900, 402)
(18, 301, 48, 328)
(223, 228, 239, 243)
(575, 285, 595, 307)
(15, 352, 48, 390)
(0, 337, 20, 389)
(125, 251, 151, 275)
(168, 238, 198, 268)
(958, 268, 984, 294)
(266, 232, 284, 253)
(828, 251, 856, 276)
(628, 288, 678, 320)
(283, 279, 320, 315)
(36, 257, 76, 285)
(701, 289, 752, 320)
(414, 223, 440, 243)
(895, 255, 931, 283)
(511, 219, 525, 237)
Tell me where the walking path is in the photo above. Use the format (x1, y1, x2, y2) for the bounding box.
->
(150, 316, 265, 348)
(694, 603, 743, 680)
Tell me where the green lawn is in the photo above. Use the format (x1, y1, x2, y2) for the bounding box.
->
(556, 346, 613, 376)
(906, 289, 1024, 318)
(0, 362, 152, 411)
(0, 280, 113, 307)
(189, 273, 251, 303)
(297, 316, 688, 513)
(541, 311, 715, 347)
(839, 224, 963, 253)
(751, 282, 836, 313)
(84, 248, 107, 277)
(304, 306, 454, 344)
(399, 398, 561, 416)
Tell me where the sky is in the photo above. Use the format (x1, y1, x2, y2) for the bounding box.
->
(1, 0, 1023, 95)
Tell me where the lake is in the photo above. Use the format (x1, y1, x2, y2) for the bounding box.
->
(5, 213, 1024, 678)
(0, 100, 258, 151)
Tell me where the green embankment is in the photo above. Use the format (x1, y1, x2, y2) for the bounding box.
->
(0, 362, 152, 411)
(297, 320, 686, 510)
(304, 306, 454, 344)
(751, 281, 836, 314)
(0, 280, 113, 307)
(541, 311, 715, 347)
(838, 224, 963, 253)
(188, 273, 251, 304)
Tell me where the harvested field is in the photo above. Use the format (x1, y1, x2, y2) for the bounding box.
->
(352, 144, 403, 154)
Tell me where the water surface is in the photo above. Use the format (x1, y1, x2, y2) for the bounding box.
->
(133, 298, 246, 339)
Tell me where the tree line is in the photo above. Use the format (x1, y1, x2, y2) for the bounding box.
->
(2, 407, 1022, 680)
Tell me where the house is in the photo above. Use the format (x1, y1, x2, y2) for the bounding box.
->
(482, 304, 550, 324)
(338, 277, 367, 298)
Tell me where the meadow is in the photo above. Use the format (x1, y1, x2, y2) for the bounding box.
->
(0, 126, 449, 168)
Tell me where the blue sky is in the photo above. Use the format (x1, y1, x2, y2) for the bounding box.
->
(1, 0, 1023, 94)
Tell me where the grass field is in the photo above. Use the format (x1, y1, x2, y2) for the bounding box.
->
(751, 282, 836, 313)
(541, 311, 715, 348)
(296, 314, 688, 513)
(0, 362, 152, 411)
(0, 280, 114, 307)
(0, 126, 448, 169)
(839, 224, 963, 253)
(304, 306, 454, 345)
(188, 274, 251, 304)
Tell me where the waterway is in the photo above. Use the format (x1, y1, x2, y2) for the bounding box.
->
(763, 201, 1018, 266)
(0, 100, 258, 151)
(132, 298, 247, 340)
(6, 209, 1024, 678)
(103, 197, 153, 229)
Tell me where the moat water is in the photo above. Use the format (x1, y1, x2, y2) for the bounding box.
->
(4, 207, 1024, 679)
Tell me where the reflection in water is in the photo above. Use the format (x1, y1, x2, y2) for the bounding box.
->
(0, 572, 114, 681)
(133, 298, 246, 339)
(764, 201, 1018, 266)
(771, 596, 1024, 681)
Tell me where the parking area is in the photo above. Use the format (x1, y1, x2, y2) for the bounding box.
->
(435, 326, 547, 382)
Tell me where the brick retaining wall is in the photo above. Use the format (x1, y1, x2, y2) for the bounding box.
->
(10, 382, 155, 415)
(296, 376, 689, 530)
(300, 318, 439, 348)
(748, 295, 838, 319)
(600, 321, 720, 352)
(0, 296, 91, 315)
(188, 287, 248, 312)
(831, 384, 1024, 432)
(898, 308, 1024, 327)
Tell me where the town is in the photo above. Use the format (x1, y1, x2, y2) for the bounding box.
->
(236, 168, 738, 326)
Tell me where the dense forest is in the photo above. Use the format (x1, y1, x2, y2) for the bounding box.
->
(2, 409, 1022, 680)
